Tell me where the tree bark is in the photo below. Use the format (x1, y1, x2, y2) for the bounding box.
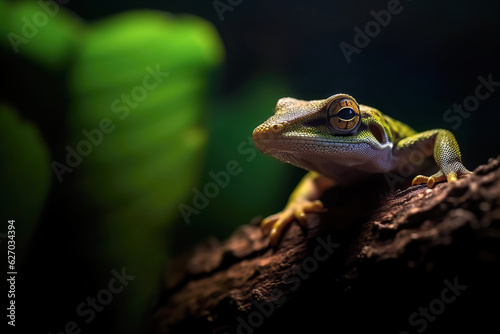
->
(151, 156, 500, 334)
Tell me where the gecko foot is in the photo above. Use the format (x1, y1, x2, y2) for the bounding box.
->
(412, 164, 472, 188)
(261, 200, 324, 247)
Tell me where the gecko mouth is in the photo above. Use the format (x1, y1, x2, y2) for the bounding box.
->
(254, 136, 372, 154)
(368, 123, 387, 146)
(253, 123, 391, 154)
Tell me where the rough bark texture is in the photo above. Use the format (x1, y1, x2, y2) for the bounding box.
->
(151, 157, 500, 334)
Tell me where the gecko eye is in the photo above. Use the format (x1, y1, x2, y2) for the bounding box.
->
(326, 97, 361, 135)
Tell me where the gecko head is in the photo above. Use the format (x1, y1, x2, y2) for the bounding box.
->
(253, 94, 392, 163)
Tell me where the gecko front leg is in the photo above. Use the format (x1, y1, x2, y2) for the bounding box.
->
(261, 171, 335, 246)
(395, 129, 472, 187)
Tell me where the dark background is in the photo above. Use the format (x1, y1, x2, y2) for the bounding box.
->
(2, 0, 500, 333)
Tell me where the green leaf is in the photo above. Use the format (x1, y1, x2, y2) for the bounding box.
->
(65, 10, 223, 332)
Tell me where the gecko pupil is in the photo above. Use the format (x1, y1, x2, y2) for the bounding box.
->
(337, 108, 355, 121)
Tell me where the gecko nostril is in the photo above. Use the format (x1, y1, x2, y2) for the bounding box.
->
(271, 124, 283, 133)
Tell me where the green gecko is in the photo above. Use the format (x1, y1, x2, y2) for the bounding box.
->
(252, 93, 471, 246)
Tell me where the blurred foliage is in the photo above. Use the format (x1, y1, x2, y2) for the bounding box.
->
(67, 10, 223, 331)
(0, 1, 224, 333)
(0, 104, 50, 258)
(0, 0, 83, 70)
(0, 1, 292, 333)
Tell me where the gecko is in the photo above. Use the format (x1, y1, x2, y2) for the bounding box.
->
(252, 93, 471, 246)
